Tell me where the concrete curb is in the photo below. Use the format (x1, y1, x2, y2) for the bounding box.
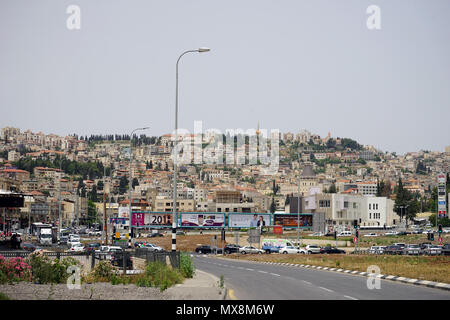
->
(209, 256, 450, 292)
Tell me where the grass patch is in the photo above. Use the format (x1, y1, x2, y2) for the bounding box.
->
(0, 292, 10, 300)
(227, 254, 450, 283)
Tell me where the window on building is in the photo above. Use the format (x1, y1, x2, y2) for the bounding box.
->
(369, 204, 371, 210)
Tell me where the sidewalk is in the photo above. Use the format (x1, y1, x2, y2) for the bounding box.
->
(164, 269, 227, 300)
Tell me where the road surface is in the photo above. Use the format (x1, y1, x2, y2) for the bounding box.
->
(194, 255, 450, 300)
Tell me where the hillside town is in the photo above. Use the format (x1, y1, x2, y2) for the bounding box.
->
(1, 126, 449, 234)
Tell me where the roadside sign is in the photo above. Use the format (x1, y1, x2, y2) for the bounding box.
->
(438, 237, 442, 244)
(353, 237, 358, 243)
(115, 232, 120, 238)
(273, 226, 283, 235)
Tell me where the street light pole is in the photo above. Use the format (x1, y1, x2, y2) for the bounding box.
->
(128, 127, 149, 244)
(172, 47, 210, 252)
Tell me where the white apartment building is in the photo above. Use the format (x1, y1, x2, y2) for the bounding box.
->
(356, 182, 377, 196)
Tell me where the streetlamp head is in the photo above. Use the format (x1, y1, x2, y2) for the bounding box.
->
(198, 47, 210, 53)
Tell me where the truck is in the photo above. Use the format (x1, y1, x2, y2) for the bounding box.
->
(262, 238, 294, 254)
(37, 227, 53, 246)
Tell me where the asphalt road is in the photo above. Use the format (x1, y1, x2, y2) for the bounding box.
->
(193, 255, 450, 300)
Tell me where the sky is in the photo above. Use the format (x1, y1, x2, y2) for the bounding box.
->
(1, 0, 449, 155)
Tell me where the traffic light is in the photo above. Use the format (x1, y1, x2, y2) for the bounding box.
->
(221, 228, 226, 241)
(355, 230, 359, 239)
(353, 220, 358, 229)
(438, 225, 443, 234)
(428, 233, 434, 241)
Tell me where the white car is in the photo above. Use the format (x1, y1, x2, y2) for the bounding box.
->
(67, 238, 80, 247)
(305, 245, 321, 254)
(89, 231, 102, 237)
(363, 233, 378, 237)
(385, 231, 399, 236)
(310, 232, 324, 237)
(68, 243, 85, 253)
(279, 246, 302, 254)
(239, 246, 264, 254)
(142, 243, 164, 252)
(368, 246, 385, 254)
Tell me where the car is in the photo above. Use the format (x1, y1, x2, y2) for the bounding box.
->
(111, 252, 133, 269)
(320, 246, 346, 254)
(279, 246, 302, 254)
(305, 244, 321, 254)
(68, 243, 85, 253)
(310, 232, 324, 237)
(88, 231, 102, 237)
(176, 230, 186, 236)
(85, 242, 101, 253)
(412, 229, 424, 234)
(142, 243, 164, 252)
(384, 245, 404, 255)
(149, 233, 164, 238)
(422, 245, 442, 255)
(441, 244, 450, 255)
(385, 231, 399, 236)
(195, 245, 214, 254)
(21, 242, 36, 252)
(363, 233, 378, 237)
(239, 246, 264, 254)
(134, 241, 147, 248)
(58, 236, 69, 245)
(393, 243, 406, 249)
(224, 244, 241, 254)
(368, 246, 385, 254)
(337, 231, 353, 237)
(443, 228, 450, 234)
(67, 238, 80, 247)
(402, 244, 420, 255)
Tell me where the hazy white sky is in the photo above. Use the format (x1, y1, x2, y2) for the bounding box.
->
(1, 0, 449, 154)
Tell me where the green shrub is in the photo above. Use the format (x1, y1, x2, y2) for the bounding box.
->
(26, 252, 80, 284)
(0, 292, 10, 300)
(91, 261, 114, 281)
(180, 252, 195, 278)
(136, 261, 183, 291)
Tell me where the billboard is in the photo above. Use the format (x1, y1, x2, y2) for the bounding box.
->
(131, 212, 172, 227)
(274, 214, 313, 228)
(118, 207, 129, 218)
(180, 213, 225, 227)
(228, 213, 271, 228)
(0, 194, 24, 208)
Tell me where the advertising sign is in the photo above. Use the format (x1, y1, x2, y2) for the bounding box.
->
(118, 207, 129, 218)
(131, 212, 172, 227)
(228, 213, 271, 228)
(273, 214, 312, 228)
(180, 213, 225, 227)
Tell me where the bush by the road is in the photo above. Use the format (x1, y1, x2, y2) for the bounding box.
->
(0, 255, 32, 284)
(180, 252, 195, 278)
(26, 252, 80, 284)
(135, 261, 183, 291)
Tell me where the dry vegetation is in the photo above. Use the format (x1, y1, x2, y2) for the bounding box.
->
(224, 253, 450, 283)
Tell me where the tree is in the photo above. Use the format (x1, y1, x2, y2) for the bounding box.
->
(89, 185, 98, 202)
(270, 197, 276, 213)
(394, 178, 417, 222)
(328, 184, 337, 194)
(87, 200, 98, 226)
(119, 176, 129, 194)
(132, 178, 139, 189)
(97, 180, 104, 191)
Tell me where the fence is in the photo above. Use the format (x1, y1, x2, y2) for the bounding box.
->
(0, 248, 181, 272)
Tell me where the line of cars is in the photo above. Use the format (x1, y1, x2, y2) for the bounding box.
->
(368, 243, 450, 255)
(195, 243, 346, 255)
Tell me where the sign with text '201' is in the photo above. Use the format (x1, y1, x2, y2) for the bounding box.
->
(132, 212, 172, 227)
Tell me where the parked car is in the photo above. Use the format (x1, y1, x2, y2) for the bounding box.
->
(142, 243, 164, 252)
(58, 236, 69, 246)
(402, 244, 420, 255)
(88, 230, 102, 237)
(310, 232, 324, 236)
(111, 252, 133, 269)
(305, 244, 321, 254)
(195, 245, 214, 254)
(176, 230, 186, 236)
(21, 242, 36, 252)
(279, 246, 302, 254)
(320, 246, 346, 254)
(337, 231, 353, 237)
(412, 229, 424, 234)
(393, 243, 406, 249)
(368, 246, 385, 254)
(384, 245, 403, 255)
(68, 243, 85, 253)
(363, 233, 378, 237)
(385, 231, 399, 236)
(441, 243, 450, 255)
(422, 245, 442, 255)
(85, 242, 101, 253)
(239, 246, 264, 254)
(224, 244, 241, 254)
(149, 233, 164, 238)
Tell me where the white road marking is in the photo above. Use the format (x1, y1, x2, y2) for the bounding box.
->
(270, 273, 281, 277)
(302, 280, 312, 285)
(344, 295, 358, 300)
(318, 286, 334, 293)
(245, 268, 254, 271)
(258, 270, 268, 274)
